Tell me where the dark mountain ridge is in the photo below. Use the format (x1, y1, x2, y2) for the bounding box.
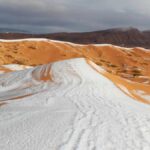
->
(0, 27, 150, 48)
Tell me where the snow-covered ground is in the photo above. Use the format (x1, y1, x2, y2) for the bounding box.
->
(2, 64, 32, 71)
(0, 58, 150, 150)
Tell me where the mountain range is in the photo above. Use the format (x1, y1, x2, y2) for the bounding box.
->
(0, 27, 150, 48)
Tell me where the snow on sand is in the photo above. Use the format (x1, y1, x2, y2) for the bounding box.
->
(0, 58, 150, 150)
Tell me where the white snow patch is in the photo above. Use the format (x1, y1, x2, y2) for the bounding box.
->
(0, 58, 150, 150)
(2, 64, 32, 71)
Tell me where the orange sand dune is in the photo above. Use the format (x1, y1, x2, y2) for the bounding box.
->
(89, 60, 150, 104)
(0, 40, 149, 83)
(0, 39, 149, 103)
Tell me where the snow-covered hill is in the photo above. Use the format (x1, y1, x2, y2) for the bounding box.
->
(0, 58, 150, 150)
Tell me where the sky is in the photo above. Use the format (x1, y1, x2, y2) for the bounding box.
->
(0, 0, 150, 33)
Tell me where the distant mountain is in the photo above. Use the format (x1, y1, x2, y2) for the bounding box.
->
(0, 27, 150, 48)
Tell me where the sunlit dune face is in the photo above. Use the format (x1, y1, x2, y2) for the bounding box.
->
(103, 71, 150, 104)
(0, 41, 81, 66)
(88, 60, 150, 104)
(0, 40, 149, 104)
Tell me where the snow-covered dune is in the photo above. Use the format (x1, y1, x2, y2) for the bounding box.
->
(0, 58, 150, 150)
(0, 39, 150, 101)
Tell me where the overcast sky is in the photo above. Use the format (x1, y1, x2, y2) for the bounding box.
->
(0, 0, 150, 33)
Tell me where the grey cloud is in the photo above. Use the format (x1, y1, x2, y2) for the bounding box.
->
(0, 0, 149, 33)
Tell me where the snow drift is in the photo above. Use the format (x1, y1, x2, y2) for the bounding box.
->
(0, 58, 150, 150)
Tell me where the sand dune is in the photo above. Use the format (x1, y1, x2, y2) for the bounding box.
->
(0, 39, 149, 81)
(0, 39, 149, 103)
(0, 58, 150, 150)
(89, 60, 150, 104)
(0, 39, 150, 149)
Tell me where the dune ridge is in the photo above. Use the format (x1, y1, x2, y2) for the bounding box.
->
(0, 58, 150, 150)
(0, 39, 149, 104)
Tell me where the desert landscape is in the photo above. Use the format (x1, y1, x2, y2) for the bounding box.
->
(0, 38, 150, 149)
(0, 0, 150, 149)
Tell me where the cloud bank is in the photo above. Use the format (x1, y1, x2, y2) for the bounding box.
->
(0, 0, 149, 33)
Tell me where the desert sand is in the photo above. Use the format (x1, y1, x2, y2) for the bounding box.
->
(0, 39, 149, 104)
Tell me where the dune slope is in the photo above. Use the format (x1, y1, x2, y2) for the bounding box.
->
(0, 58, 150, 150)
(0, 39, 149, 81)
(0, 39, 149, 103)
